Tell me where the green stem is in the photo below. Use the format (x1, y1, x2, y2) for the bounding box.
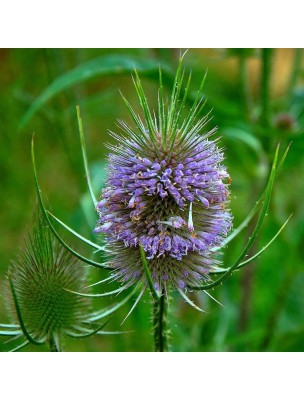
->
(48, 335, 61, 352)
(261, 48, 273, 128)
(153, 293, 169, 352)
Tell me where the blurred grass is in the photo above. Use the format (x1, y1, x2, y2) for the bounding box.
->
(0, 48, 303, 352)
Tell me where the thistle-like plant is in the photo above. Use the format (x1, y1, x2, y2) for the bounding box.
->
(0, 209, 130, 352)
(32, 54, 291, 352)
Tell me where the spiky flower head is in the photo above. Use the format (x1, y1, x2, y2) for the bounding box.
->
(95, 57, 232, 295)
(1, 210, 105, 351)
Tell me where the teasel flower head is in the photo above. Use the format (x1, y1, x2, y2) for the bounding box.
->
(0, 209, 117, 352)
(94, 56, 233, 297)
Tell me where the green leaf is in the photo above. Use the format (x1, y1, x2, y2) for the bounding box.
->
(216, 142, 291, 249)
(31, 135, 110, 270)
(178, 69, 208, 146)
(85, 275, 113, 288)
(77, 105, 97, 207)
(166, 55, 185, 139)
(0, 323, 19, 328)
(210, 214, 292, 276)
(158, 67, 166, 141)
(191, 144, 284, 291)
(119, 93, 151, 143)
(203, 290, 223, 307)
(0, 330, 22, 336)
(223, 127, 264, 157)
(121, 286, 146, 324)
(88, 286, 138, 322)
(133, 70, 157, 145)
(140, 246, 159, 301)
(235, 214, 293, 270)
(10, 340, 30, 352)
(9, 276, 45, 346)
(48, 210, 103, 251)
(65, 285, 129, 298)
(19, 55, 173, 129)
(177, 288, 205, 313)
(65, 320, 110, 338)
(95, 330, 132, 335)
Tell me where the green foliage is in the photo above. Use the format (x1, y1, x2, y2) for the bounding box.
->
(1, 210, 92, 350)
(0, 48, 303, 351)
(19, 54, 173, 130)
(0, 208, 132, 351)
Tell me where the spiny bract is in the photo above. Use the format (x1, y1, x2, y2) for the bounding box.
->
(95, 58, 232, 294)
(6, 211, 91, 347)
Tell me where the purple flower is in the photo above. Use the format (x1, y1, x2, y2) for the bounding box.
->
(95, 65, 232, 294)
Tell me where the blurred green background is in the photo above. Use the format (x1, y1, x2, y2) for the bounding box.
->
(0, 48, 303, 352)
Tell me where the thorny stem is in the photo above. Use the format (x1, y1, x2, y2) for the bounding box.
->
(153, 292, 169, 352)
